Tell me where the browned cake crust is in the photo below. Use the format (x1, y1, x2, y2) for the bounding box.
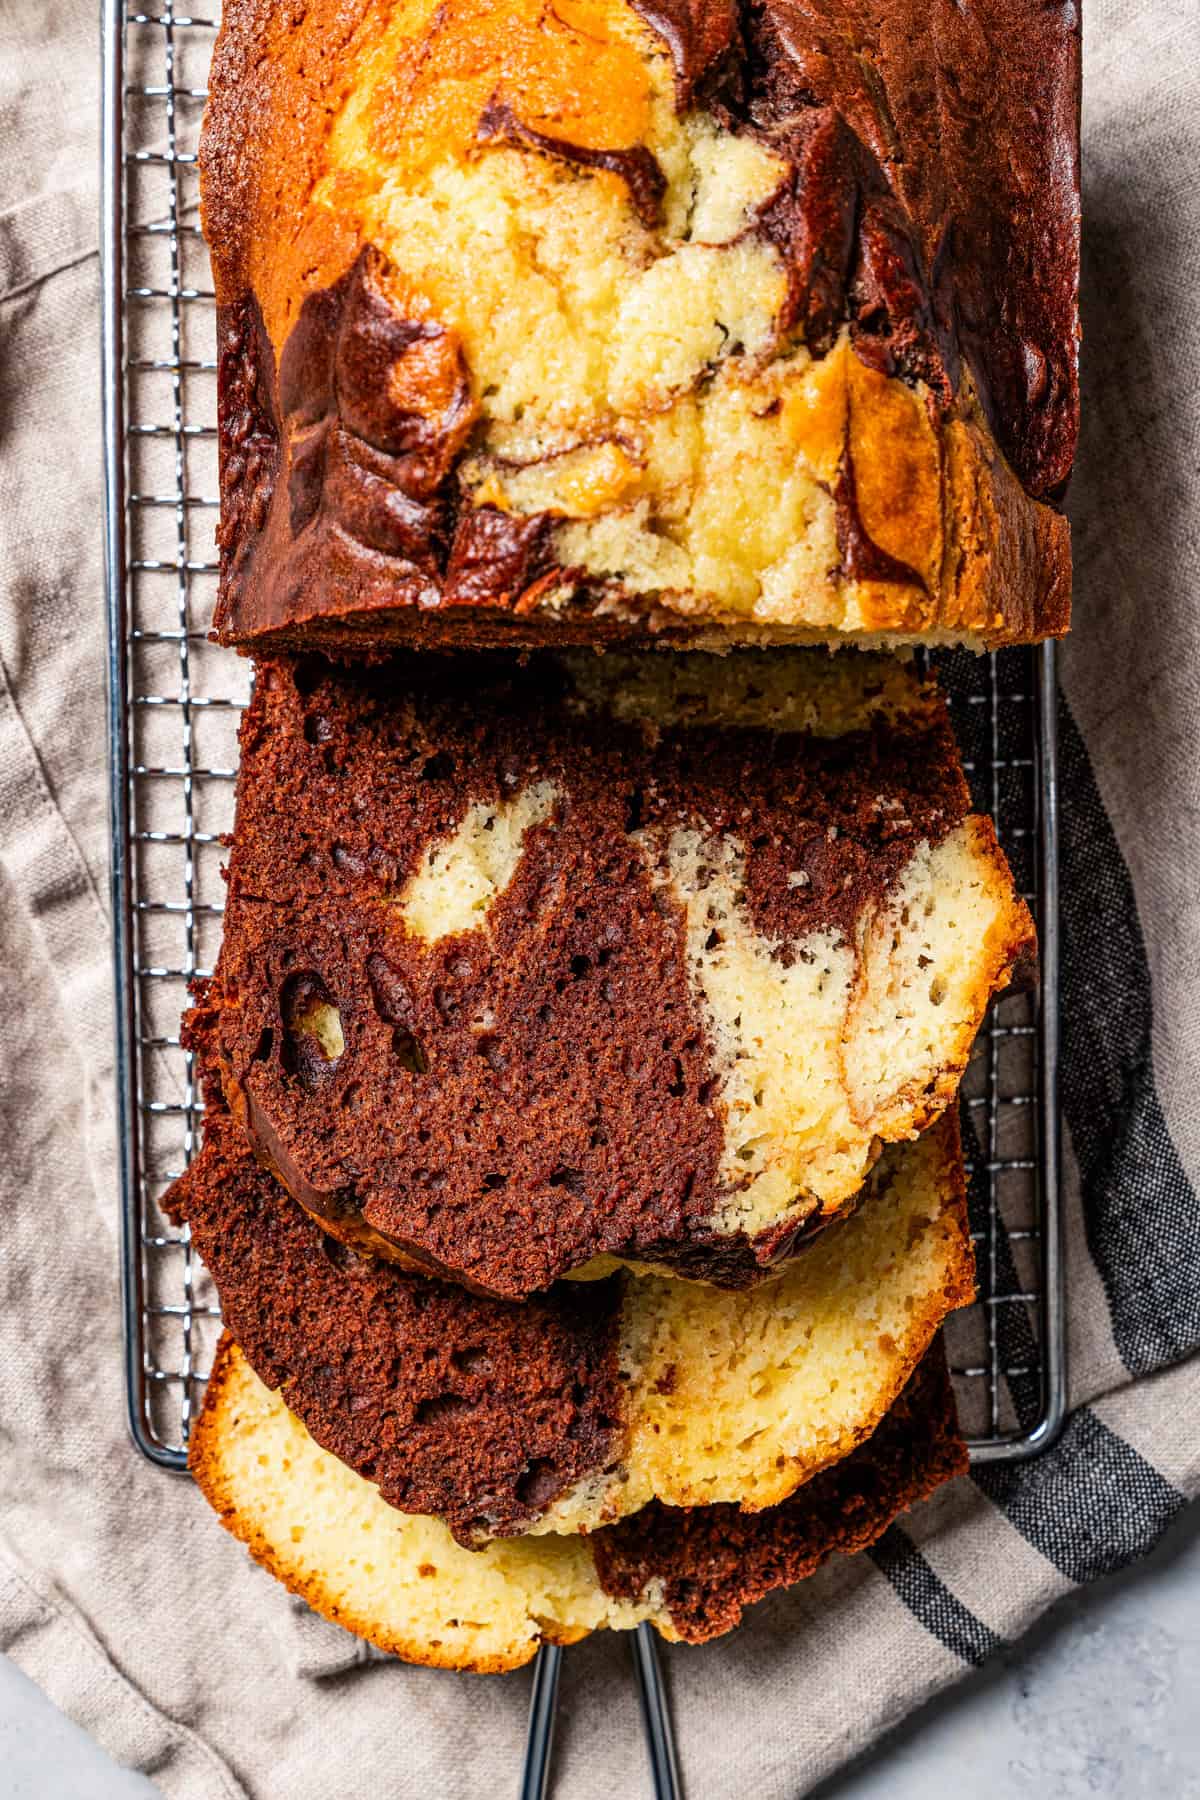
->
(593, 1339, 967, 1642)
(190, 1331, 967, 1663)
(198, 651, 1028, 1299)
(163, 1112, 625, 1547)
(201, 0, 1078, 653)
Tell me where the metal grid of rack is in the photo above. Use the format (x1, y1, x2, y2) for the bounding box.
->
(102, 4, 1064, 1477)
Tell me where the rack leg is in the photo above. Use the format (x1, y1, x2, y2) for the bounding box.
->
(632, 1624, 683, 1800)
(519, 1643, 563, 1800)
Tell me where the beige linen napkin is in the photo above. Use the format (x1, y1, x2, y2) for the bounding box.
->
(2, 1, 1199, 1795)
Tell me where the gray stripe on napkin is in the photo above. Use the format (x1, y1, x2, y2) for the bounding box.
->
(974, 1407, 1186, 1583)
(1057, 696, 1200, 1378)
(869, 1527, 1005, 1668)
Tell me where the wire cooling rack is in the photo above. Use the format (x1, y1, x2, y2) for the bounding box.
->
(100, 10, 1064, 1791)
(101, 0, 1065, 1621)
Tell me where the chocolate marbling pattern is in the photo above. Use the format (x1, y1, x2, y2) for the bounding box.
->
(204, 0, 1079, 648)
(199, 652, 981, 1300)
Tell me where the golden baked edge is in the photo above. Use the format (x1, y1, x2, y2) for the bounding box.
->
(190, 1335, 968, 1671)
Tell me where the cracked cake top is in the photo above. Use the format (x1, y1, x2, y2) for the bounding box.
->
(200, 0, 1079, 652)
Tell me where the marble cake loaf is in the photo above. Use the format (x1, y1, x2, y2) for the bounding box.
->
(164, 1095, 973, 1546)
(199, 649, 1031, 1299)
(191, 1334, 967, 1669)
(200, 0, 1080, 655)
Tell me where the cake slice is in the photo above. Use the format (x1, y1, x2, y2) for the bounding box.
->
(201, 0, 1078, 654)
(164, 1102, 973, 1545)
(191, 1335, 966, 1668)
(202, 649, 1031, 1298)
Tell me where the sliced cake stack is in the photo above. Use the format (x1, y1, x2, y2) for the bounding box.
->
(168, 650, 1022, 1664)
(172, 0, 1080, 1670)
